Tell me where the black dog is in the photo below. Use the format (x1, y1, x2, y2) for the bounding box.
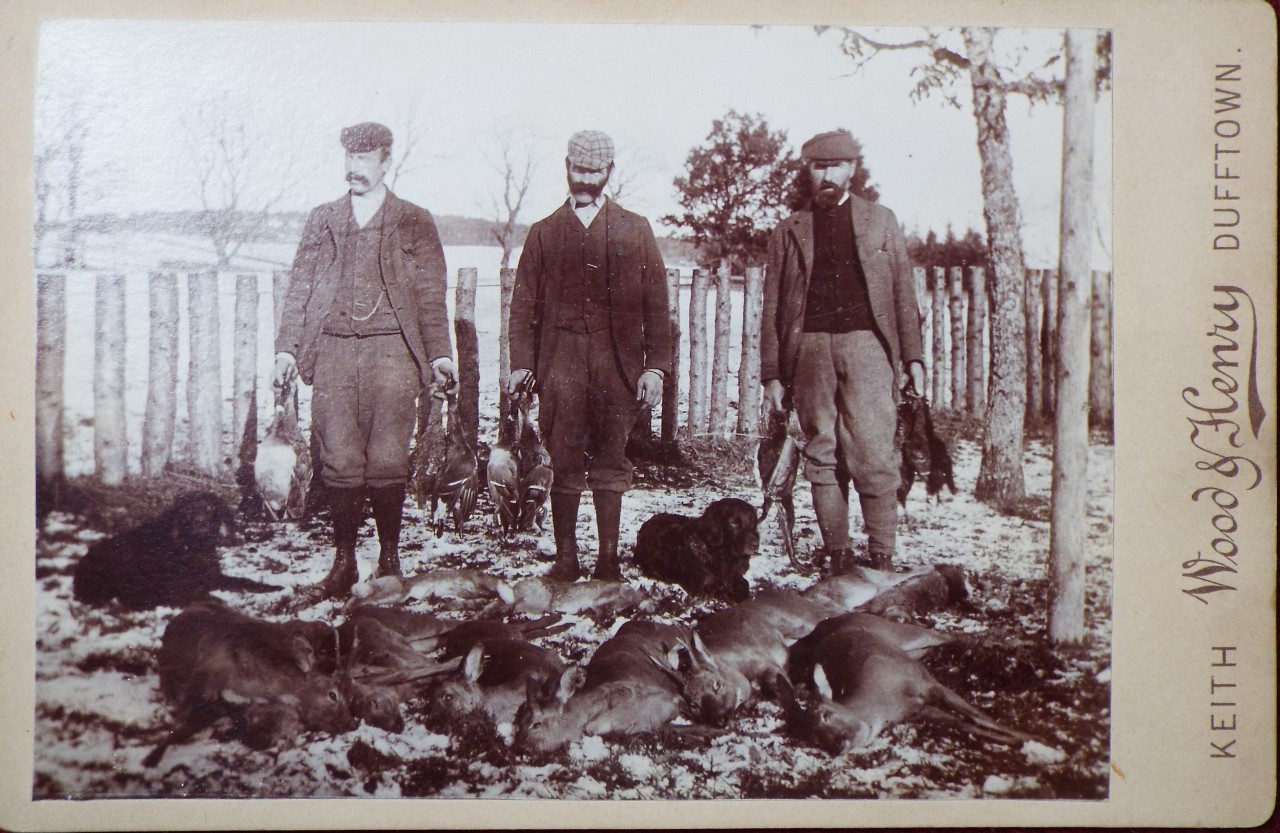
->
(73, 491, 282, 610)
(633, 498, 760, 602)
(897, 394, 957, 506)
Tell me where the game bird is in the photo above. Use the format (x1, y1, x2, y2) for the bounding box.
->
(409, 385, 448, 514)
(254, 378, 312, 521)
(434, 390, 479, 535)
(514, 388, 553, 533)
(757, 408, 810, 574)
(486, 394, 521, 537)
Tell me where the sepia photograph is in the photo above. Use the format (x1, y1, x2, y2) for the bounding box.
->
(29, 18, 1115, 801)
(3, 1, 1274, 829)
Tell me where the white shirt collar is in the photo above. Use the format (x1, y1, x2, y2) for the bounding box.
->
(570, 194, 607, 228)
(350, 184, 388, 228)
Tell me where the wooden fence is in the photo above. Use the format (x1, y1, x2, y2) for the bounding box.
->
(34, 264, 1113, 495)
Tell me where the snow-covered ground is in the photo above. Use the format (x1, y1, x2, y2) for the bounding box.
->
(33, 433, 1113, 800)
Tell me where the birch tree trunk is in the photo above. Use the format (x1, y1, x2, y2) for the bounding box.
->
(931, 267, 948, 407)
(662, 268, 682, 443)
(455, 267, 480, 447)
(187, 271, 224, 475)
(1024, 268, 1044, 425)
(709, 268, 733, 435)
(1049, 29, 1097, 645)
(1043, 268, 1060, 419)
(94, 274, 128, 484)
(36, 273, 66, 507)
(143, 272, 179, 476)
(737, 266, 764, 436)
(965, 26, 1028, 506)
(914, 267, 932, 399)
(968, 266, 988, 413)
(232, 275, 258, 469)
(687, 268, 710, 434)
(948, 266, 967, 413)
(498, 267, 516, 420)
(1090, 270, 1114, 429)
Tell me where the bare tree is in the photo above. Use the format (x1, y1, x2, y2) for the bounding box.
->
(606, 148, 657, 206)
(34, 96, 94, 267)
(830, 26, 1111, 510)
(186, 95, 299, 269)
(386, 104, 441, 192)
(485, 127, 538, 270)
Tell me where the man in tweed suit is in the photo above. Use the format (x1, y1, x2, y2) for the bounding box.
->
(274, 122, 458, 600)
(507, 130, 672, 582)
(761, 130, 925, 573)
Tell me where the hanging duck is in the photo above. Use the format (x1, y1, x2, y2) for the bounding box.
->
(254, 377, 312, 521)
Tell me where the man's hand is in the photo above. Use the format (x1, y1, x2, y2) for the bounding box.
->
(763, 379, 787, 414)
(906, 361, 926, 398)
(431, 357, 459, 394)
(636, 370, 663, 409)
(507, 369, 534, 396)
(273, 352, 298, 389)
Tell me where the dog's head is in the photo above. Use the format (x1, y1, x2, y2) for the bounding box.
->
(698, 498, 760, 560)
(170, 491, 238, 547)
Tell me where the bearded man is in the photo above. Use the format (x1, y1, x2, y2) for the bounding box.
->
(761, 129, 925, 573)
(507, 130, 672, 581)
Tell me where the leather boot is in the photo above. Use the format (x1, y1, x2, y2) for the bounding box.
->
(547, 491, 582, 582)
(861, 492, 898, 571)
(592, 490, 623, 582)
(318, 486, 364, 600)
(369, 483, 406, 579)
(811, 483, 853, 552)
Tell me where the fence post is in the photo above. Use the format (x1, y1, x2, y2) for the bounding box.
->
(931, 267, 947, 408)
(687, 268, 710, 434)
(455, 267, 480, 447)
(1042, 268, 1059, 419)
(233, 274, 259, 488)
(709, 268, 733, 435)
(1025, 268, 1044, 425)
(967, 266, 988, 414)
(737, 266, 763, 437)
(143, 272, 178, 477)
(662, 268, 682, 443)
(187, 270, 224, 475)
(36, 273, 66, 507)
(1090, 270, 1114, 429)
(498, 267, 516, 420)
(948, 266, 967, 413)
(272, 270, 290, 339)
(914, 267, 932, 398)
(94, 273, 128, 485)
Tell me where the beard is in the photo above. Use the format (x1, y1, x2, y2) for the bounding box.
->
(812, 183, 845, 211)
(567, 174, 606, 203)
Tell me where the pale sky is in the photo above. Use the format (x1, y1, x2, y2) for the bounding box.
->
(36, 20, 1112, 267)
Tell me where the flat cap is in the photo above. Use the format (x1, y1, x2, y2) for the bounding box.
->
(566, 130, 615, 169)
(801, 129, 860, 161)
(341, 122, 393, 153)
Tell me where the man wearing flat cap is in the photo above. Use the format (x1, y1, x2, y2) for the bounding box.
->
(274, 121, 458, 600)
(761, 129, 925, 573)
(507, 130, 672, 582)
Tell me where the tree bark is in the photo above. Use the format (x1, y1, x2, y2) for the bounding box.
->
(948, 266, 967, 413)
(232, 275, 258, 461)
(709, 268, 733, 435)
(94, 274, 128, 484)
(143, 272, 179, 476)
(965, 26, 1028, 506)
(1042, 268, 1060, 419)
(662, 268, 682, 443)
(36, 273, 66, 508)
(1089, 269, 1114, 430)
(455, 267, 480, 448)
(687, 268, 710, 434)
(968, 266, 988, 413)
(187, 271, 224, 475)
(498, 266, 516, 420)
(1024, 268, 1044, 425)
(931, 267, 948, 408)
(1049, 30, 1097, 645)
(914, 267, 932, 400)
(737, 266, 764, 436)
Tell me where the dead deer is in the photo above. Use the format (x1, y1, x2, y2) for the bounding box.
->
(800, 565, 937, 614)
(680, 606, 791, 724)
(484, 577, 646, 619)
(427, 638, 571, 727)
(347, 568, 515, 610)
(784, 614, 1032, 754)
(144, 599, 356, 767)
(513, 620, 693, 753)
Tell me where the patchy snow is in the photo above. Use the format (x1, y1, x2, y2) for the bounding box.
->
(33, 424, 1113, 801)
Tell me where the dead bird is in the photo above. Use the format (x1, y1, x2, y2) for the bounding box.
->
(897, 390, 957, 506)
(434, 391, 479, 535)
(514, 387, 553, 533)
(254, 377, 312, 522)
(757, 408, 811, 574)
(487, 394, 521, 537)
(409, 385, 448, 514)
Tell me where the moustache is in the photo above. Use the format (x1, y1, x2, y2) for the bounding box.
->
(347, 174, 370, 186)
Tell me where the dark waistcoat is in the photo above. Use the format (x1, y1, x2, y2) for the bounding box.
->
(555, 213, 611, 333)
(323, 201, 401, 336)
(803, 202, 874, 333)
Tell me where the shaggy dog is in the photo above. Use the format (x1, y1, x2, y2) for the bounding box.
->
(897, 395, 957, 506)
(633, 498, 760, 602)
(73, 491, 281, 610)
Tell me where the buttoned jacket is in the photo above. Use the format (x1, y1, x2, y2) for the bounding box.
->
(761, 195, 924, 390)
(276, 191, 453, 387)
(509, 199, 673, 392)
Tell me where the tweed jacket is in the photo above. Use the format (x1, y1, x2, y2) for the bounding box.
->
(509, 199, 673, 392)
(275, 191, 453, 388)
(761, 195, 924, 390)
